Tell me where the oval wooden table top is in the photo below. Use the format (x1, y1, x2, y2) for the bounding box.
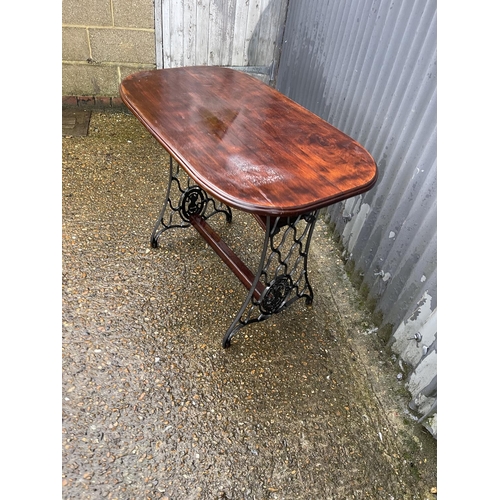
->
(120, 66, 377, 217)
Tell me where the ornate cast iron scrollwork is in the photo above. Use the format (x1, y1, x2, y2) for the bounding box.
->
(179, 186, 208, 222)
(150, 156, 232, 247)
(259, 275, 293, 315)
(222, 210, 319, 347)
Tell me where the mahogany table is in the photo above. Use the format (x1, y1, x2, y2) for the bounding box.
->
(120, 66, 377, 348)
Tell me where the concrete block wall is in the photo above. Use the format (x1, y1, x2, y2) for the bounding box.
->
(62, 0, 156, 100)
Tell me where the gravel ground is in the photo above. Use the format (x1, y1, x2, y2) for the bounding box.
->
(62, 109, 437, 499)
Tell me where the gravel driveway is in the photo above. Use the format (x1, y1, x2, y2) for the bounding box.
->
(62, 109, 437, 499)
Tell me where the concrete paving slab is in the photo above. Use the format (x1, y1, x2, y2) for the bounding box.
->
(63, 109, 91, 137)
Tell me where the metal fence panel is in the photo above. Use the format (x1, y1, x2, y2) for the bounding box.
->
(276, 0, 437, 437)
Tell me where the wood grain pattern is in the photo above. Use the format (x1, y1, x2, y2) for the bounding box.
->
(157, 0, 288, 69)
(120, 66, 377, 216)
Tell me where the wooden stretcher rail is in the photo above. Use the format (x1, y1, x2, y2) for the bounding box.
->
(189, 214, 265, 300)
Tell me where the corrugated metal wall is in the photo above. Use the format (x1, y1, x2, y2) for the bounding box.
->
(155, 0, 289, 84)
(276, 0, 437, 437)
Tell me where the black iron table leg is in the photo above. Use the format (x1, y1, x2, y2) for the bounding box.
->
(150, 156, 232, 248)
(222, 210, 319, 348)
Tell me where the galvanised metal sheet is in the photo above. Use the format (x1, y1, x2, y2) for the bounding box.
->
(276, 0, 437, 436)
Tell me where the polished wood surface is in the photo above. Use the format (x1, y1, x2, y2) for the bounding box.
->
(120, 67, 377, 217)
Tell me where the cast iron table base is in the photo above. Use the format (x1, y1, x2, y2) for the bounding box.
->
(151, 156, 318, 348)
